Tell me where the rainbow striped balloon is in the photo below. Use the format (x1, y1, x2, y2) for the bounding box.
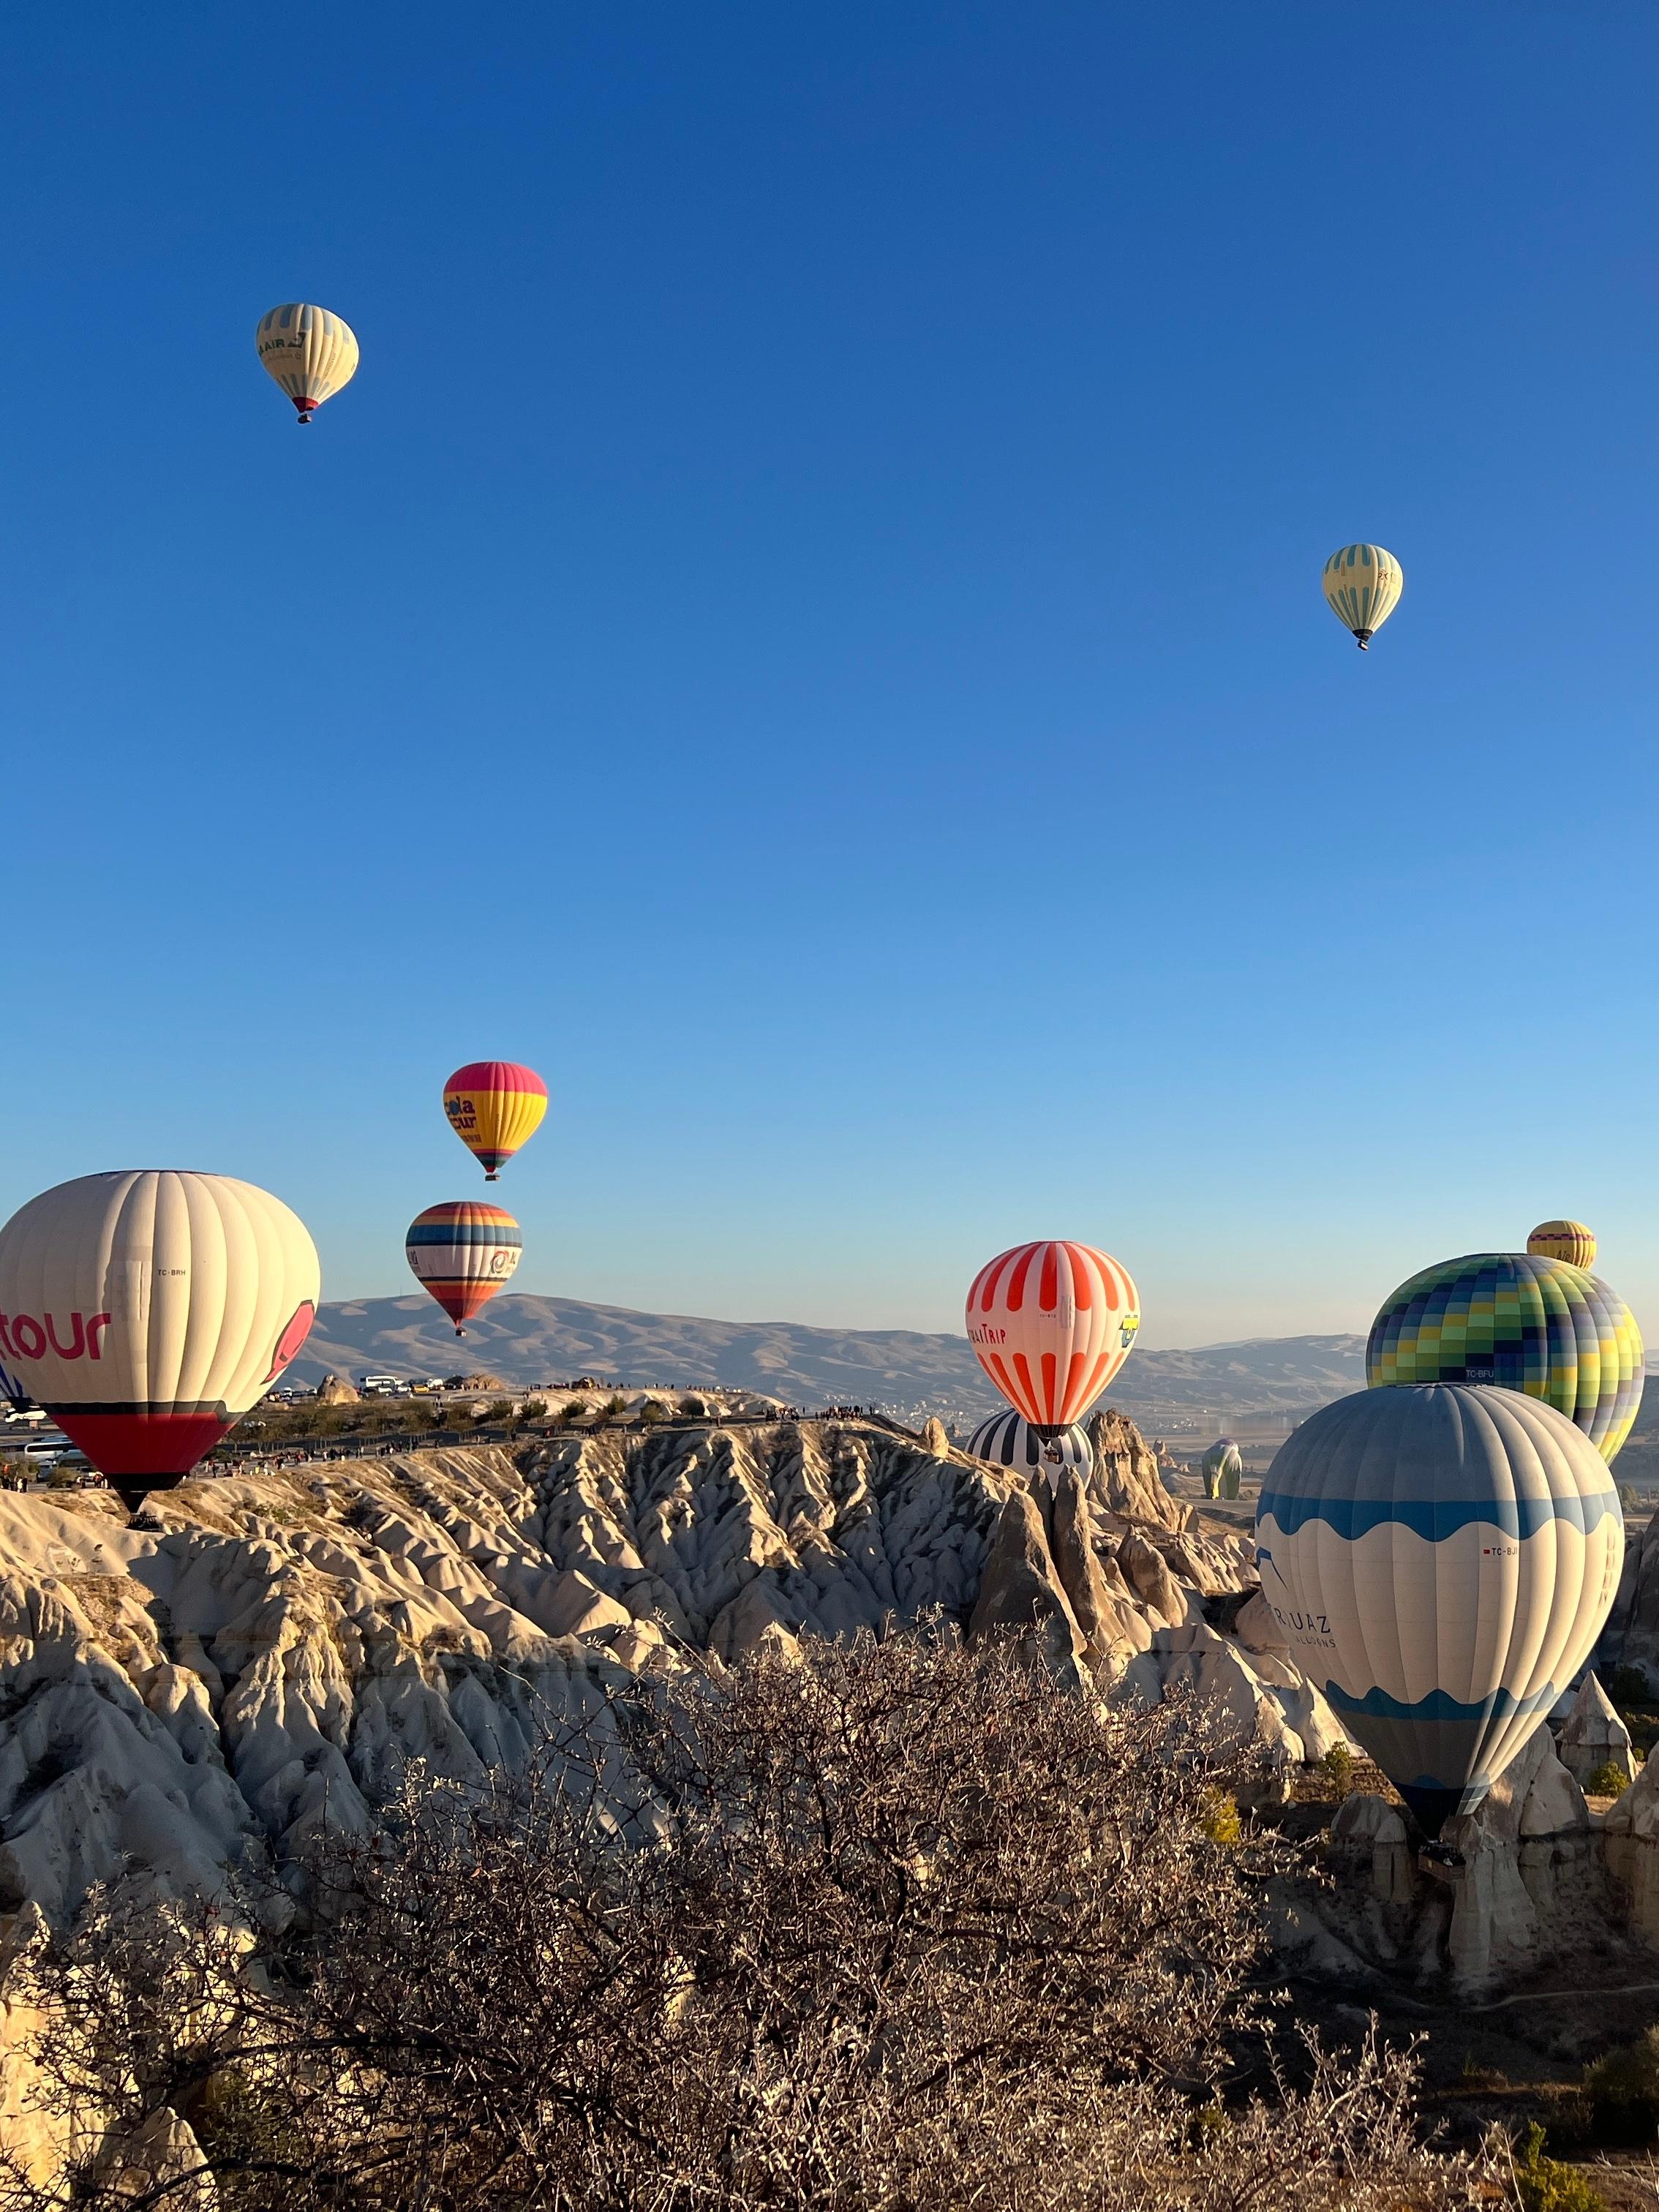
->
(442, 1061, 548, 1181)
(405, 1202, 522, 1334)
(1366, 1250, 1643, 1464)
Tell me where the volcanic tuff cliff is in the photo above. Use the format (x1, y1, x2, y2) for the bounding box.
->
(0, 1410, 1320, 1933)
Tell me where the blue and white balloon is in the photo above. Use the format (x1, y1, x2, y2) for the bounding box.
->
(967, 1410, 1094, 1486)
(1255, 1384, 1623, 1835)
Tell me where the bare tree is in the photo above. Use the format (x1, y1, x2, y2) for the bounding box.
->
(1, 1632, 1490, 2212)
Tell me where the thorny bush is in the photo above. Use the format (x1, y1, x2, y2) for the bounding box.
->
(1, 1630, 1494, 2211)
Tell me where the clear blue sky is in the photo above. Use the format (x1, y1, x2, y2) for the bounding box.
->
(4, 1, 1655, 1348)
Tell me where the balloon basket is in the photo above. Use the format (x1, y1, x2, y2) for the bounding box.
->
(1418, 1840, 1466, 1873)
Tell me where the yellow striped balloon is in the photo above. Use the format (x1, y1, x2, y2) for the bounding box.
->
(1529, 1219, 1598, 1269)
(443, 1061, 548, 1181)
(256, 304, 359, 424)
(1322, 543, 1403, 650)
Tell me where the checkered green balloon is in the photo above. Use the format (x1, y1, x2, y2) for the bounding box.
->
(1366, 1252, 1644, 1463)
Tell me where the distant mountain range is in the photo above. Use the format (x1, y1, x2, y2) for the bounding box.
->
(290, 1293, 1370, 1421)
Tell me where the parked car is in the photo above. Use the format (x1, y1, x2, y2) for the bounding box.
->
(358, 1374, 411, 1398)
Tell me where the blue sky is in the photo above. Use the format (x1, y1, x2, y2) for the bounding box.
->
(3, 1, 1655, 1347)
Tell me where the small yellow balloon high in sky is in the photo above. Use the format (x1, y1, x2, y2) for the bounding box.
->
(1322, 543, 1403, 649)
(256, 303, 359, 424)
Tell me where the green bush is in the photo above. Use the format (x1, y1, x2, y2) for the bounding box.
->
(1584, 2026, 1659, 2143)
(476, 1399, 516, 1426)
(1320, 1742, 1355, 1795)
(1585, 1760, 1631, 1799)
(1513, 2121, 1609, 2210)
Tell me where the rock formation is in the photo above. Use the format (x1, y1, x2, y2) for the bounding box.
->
(0, 1411, 1318, 1939)
(1558, 1671, 1637, 1791)
(1288, 1718, 1641, 1999)
(1602, 1509, 1659, 1692)
(1599, 1749, 1659, 1941)
(966, 1489, 1091, 1685)
(1086, 1409, 1191, 1533)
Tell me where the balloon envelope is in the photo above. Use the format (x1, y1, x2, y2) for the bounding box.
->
(1529, 1219, 1598, 1270)
(966, 1241, 1139, 1432)
(0, 1171, 318, 1507)
(443, 1061, 548, 1181)
(1256, 1383, 1623, 1835)
(1201, 1439, 1244, 1500)
(405, 1202, 522, 1333)
(256, 303, 359, 421)
(1367, 1250, 1643, 1463)
(1322, 543, 1402, 647)
(966, 1410, 1094, 1486)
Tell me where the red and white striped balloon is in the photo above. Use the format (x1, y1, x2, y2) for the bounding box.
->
(966, 1241, 1140, 1431)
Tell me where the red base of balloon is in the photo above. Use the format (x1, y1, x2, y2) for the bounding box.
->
(292, 396, 317, 423)
(51, 1408, 233, 1481)
(418, 1279, 500, 1329)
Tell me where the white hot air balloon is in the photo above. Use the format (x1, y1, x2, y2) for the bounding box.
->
(966, 1410, 1094, 1490)
(0, 1171, 319, 1508)
(1321, 543, 1403, 649)
(1255, 1383, 1622, 1837)
(255, 303, 359, 424)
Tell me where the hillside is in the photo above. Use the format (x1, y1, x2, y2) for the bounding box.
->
(290, 1293, 1369, 1422)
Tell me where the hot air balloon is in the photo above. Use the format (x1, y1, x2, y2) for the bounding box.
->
(1201, 1438, 1243, 1500)
(442, 1061, 548, 1181)
(1256, 1383, 1623, 1836)
(1529, 1219, 1598, 1270)
(966, 1241, 1139, 1437)
(0, 1171, 319, 1510)
(966, 1410, 1094, 1489)
(1322, 543, 1402, 650)
(1367, 1250, 1643, 1463)
(405, 1202, 522, 1334)
(255, 303, 359, 424)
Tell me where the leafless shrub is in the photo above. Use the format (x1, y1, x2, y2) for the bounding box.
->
(0, 1633, 1491, 2211)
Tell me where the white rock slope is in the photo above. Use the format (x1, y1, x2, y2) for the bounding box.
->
(0, 1413, 1327, 1926)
